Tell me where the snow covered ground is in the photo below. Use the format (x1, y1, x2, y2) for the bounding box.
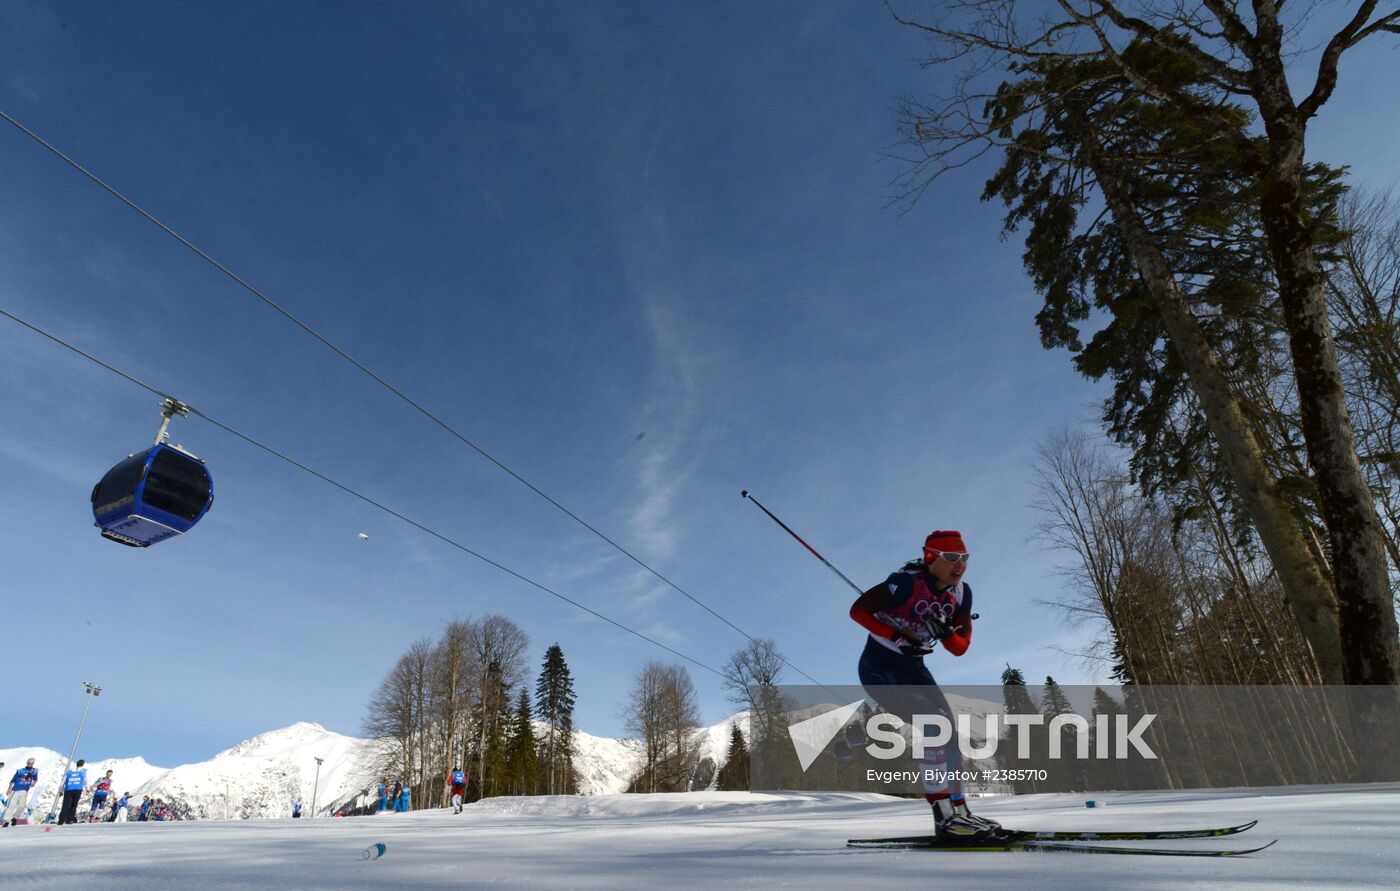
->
(2, 784, 1398, 889)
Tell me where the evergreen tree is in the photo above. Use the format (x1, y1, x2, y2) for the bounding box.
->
(1088, 687, 1129, 792)
(506, 688, 539, 796)
(557, 711, 578, 794)
(534, 643, 577, 795)
(1040, 676, 1084, 792)
(716, 723, 750, 791)
(999, 665, 1043, 793)
(475, 659, 513, 799)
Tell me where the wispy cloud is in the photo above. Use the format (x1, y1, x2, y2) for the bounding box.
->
(621, 286, 704, 563)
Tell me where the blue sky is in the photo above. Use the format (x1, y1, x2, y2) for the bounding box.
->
(2, 2, 1397, 768)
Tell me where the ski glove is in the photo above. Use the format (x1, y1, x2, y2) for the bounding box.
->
(895, 636, 935, 657)
(921, 610, 955, 641)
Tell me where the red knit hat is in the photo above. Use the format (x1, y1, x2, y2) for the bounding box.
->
(923, 530, 967, 562)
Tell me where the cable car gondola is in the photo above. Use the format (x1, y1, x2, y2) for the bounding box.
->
(91, 398, 214, 547)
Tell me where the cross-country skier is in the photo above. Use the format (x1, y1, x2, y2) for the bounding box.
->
(849, 530, 1006, 844)
(89, 770, 114, 822)
(447, 767, 467, 814)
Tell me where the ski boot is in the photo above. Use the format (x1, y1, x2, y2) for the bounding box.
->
(931, 798, 1007, 845)
(954, 799, 1010, 841)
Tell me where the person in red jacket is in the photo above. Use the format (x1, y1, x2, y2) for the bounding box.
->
(849, 530, 1004, 844)
(447, 768, 468, 814)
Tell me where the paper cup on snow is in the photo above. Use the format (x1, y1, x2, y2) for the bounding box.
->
(361, 842, 387, 860)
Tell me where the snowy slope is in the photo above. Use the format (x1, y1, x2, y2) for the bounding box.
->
(146, 723, 380, 819)
(2, 785, 1398, 888)
(3, 713, 753, 818)
(3, 724, 381, 821)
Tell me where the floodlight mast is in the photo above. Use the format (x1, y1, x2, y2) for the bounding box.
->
(47, 682, 101, 823)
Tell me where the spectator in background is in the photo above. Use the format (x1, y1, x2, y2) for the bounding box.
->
(377, 780, 388, 813)
(391, 779, 404, 813)
(3, 758, 39, 828)
(113, 792, 131, 823)
(138, 795, 152, 822)
(58, 760, 88, 825)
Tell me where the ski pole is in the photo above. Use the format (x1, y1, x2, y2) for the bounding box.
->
(740, 490, 864, 595)
(741, 490, 979, 620)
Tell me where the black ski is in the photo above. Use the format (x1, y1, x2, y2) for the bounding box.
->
(883, 838, 1277, 857)
(848, 818, 1257, 847)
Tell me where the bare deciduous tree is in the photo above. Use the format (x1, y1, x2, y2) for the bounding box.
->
(625, 661, 702, 793)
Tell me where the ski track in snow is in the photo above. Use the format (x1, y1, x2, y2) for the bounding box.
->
(2, 785, 1398, 889)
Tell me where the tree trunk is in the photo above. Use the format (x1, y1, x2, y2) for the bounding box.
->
(1088, 145, 1346, 682)
(1251, 110, 1400, 689)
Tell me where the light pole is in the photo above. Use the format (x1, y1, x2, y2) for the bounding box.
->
(310, 757, 324, 819)
(47, 682, 101, 823)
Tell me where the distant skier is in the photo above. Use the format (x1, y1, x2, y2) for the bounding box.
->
(3, 757, 38, 827)
(849, 530, 1006, 844)
(58, 760, 88, 825)
(376, 780, 388, 813)
(293, 798, 303, 819)
(447, 768, 467, 814)
(89, 770, 114, 822)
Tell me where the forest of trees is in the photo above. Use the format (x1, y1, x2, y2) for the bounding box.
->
(365, 626, 763, 804)
(894, 2, 1399, 778)
(362, 616, 580, 808)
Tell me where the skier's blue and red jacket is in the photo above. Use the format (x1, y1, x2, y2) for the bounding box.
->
(10, 766, 38, 791)
(850, 564, 974, 657)
(94, 776, 112, 797)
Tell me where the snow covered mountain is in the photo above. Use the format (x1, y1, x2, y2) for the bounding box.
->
(2, 713, 752, 821)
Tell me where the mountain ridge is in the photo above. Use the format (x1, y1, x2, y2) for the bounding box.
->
(1, 711, 751, 820)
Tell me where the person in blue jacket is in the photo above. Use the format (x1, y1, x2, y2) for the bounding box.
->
(293, 798, 303, 818)
(58, 760, 88, 825)
(89, 769, 114, 823)
(138, 795, 152, 822)
(3, 758, 39, 827)
(113, 793, 132, 822)
(376, 780, 388, 813)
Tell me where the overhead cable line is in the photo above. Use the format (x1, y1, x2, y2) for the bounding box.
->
(0, 306, 725, 680)
(0, 108, 832, 689)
